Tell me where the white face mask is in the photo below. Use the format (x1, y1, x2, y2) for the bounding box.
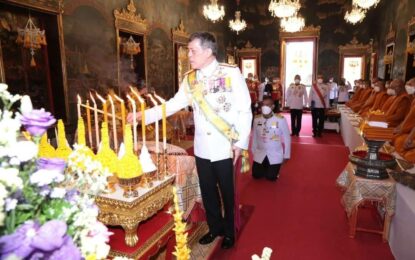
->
(405, 85, 415, 95)
(317, 79, 323, 84)
(294, 79, 300, 84)
(385, 84, 390, 88)
(329, 79, 333, 83)
(374, 86, 380, 92)
(387, 88, 396, 96)
(261, 105, 272, 115)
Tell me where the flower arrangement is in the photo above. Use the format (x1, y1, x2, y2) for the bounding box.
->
(172, 187, 191, 260)
(0, 83, 111, 259)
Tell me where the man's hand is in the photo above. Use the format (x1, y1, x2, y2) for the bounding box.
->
(233, 146, 242, 165)
(127, 112, 142, 124)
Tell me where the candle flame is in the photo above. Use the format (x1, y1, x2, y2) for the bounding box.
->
(148, 94, 158, 106)
(96, 93, 106, 104)
(130, 86, 144, 103)
(154, 94, 165, 103)
(89, 92, 97, 106)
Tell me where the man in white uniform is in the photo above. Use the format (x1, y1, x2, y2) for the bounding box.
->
(252, 96, 291, 181)
(286, 74, 308, 136)
(127, 32, 252, 249)
(328, 77, 338, 107)
(309, 74, 329, 137)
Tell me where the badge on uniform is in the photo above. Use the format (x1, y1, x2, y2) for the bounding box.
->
(271, 122, 278, 128)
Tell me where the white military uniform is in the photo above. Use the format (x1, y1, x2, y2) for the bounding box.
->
(309, 83, 329, 108)
(252, 114, 291, 164)
(143, 59, 252, 162)
(286, 83, 308, 109)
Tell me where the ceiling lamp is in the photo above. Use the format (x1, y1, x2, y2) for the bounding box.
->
(16, 16, 47, 67)
(203, 0, 225, 23)
(353, 0, 380, 9)
(344, 5, 366, 24)
(269, 0, 300, 18)
(280, 15, 305, 32)
(229, 11, 247, 35)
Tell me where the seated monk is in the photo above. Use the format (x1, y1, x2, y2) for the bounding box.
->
(393, 78, 415, 157)
(383, 79, 412, 127)
(346, 79, 363, 107)
(359, 81, 388, 116)
(349, 81, 372, 112)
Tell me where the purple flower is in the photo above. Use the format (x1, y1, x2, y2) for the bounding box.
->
(48, 236, 81, 260)
(0, 220, 67, 259)
(37, 158, 66, 172)
(20, 109, 56, 137)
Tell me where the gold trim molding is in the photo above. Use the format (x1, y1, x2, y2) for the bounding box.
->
(386, 24, 396, 43)
(4, 0, 63, 14)
(409, 16, 415, 35)
(238, 41, 261, 53)
(114, 0, 149, 35)
(279, 25, 321, 38)
(339, 37, 371, 54)
(172, 19, 189, 43)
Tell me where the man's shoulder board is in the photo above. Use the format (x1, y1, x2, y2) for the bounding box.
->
(219, 63, 237, 68)
(275, 113, 284, 119)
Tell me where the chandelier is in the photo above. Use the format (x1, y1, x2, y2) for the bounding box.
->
(353, 0, 380, 9)
(122, 36, 141, 69)
(203, 0, 225, 23)
(16, 16, 47, 67)
(229, 11, 247, 34)
(344, 5, 366, 24)
(280, 15, 305, 32)
(269, 0, 300, 18)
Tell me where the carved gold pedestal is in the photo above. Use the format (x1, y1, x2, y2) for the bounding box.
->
(95, 175, 175, 247)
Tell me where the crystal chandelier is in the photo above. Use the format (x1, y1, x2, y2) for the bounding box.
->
(122, 36, 141, 69)
(344, 5, 366, 24)
(203, 0, 225, 23)
(16, 16, 47, 67)
(269, 0, 300, 18)
(229, 11, 247, 34)
(280, 15, 305, 33)
(353, 0, 380, 9)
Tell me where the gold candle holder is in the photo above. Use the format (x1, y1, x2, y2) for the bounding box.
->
(156, 151, 162, 181)
(163, 148, 168, 177)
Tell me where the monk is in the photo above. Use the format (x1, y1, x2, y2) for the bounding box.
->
(359, 81, 388, 116)
(383, 79, 412, 127)
(392, 78, 415, 160)
(368, 81, 390, 112)
(349, 81, 372, 112)
(346, 79, 363, 107)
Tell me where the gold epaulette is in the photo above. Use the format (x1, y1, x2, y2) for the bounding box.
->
(183, 69, 195, 76)
(255, 114, 262, 119)
(219, 63, 237, 68)
(275, 113, 284, 118)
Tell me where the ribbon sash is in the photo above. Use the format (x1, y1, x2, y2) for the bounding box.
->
(313, 84, 326, 109)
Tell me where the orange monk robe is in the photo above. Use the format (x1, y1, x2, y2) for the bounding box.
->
(356, 90, 378, 114)
(380, 95, 396, 113)
(349, 88, 373, 112)
(369, 92, 389, 112)
(393, 99, 415, 153)
(384, 94, 412, 127)
(346, 88, 363, 107)
(402, 141, 415, 162)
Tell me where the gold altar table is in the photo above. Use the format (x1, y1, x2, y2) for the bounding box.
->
(336, 163, 396, 242)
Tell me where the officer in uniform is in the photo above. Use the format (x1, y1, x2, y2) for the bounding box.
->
(127, 32, 252, 249)
(286, 74, 308, 136)
(309, 74, 329, 137)
(252, 96, 291, 181)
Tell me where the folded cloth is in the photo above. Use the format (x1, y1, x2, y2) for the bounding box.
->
(368, 121, 388, 128)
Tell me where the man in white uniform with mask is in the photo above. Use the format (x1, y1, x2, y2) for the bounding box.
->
(252, 96, 291, 181)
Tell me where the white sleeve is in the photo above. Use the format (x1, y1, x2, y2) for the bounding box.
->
(252, 118, 258, 151)
(144, 78, 190, 125)
(232, 67, 253, 150)
(303, 87, 308, 107)
(280, 118, 291, 159)
(286, 86, 292, 107)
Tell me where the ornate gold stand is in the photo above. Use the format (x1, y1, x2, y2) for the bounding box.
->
(95, 176, 175, 247)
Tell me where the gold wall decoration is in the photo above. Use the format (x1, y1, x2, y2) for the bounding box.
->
(405, 16, 415, 80)
(338, 37, 371, 81)
(172, 20, 190, 93)
(237, 41, 262, 79)
(279, 25, 321, 39)
(383, 24, 396, 80)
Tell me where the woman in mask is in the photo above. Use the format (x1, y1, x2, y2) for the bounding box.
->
(251, 96, 291, 181)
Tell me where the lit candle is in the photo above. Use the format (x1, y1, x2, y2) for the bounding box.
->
(127, 94, 138, 152)
(77, 94, 82, 119)
(130, 87, 146, 147)
(86, 99, 93, 147)
(90, 93, 100, 148)
(148, 94, 159, 154)
(114, 94, 126, 137)
(108, 95, 118, 152)
(96, 93, 108, 123)
(155, 94, 166, 150)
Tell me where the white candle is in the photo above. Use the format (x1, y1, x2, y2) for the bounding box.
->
(90, 93, 100, 148)
(148, 94, 159, 153)
(127, 94, 138, 152)
(155, 94, 167, 150)
(77, 95, 81, 119)
(108, 95, 118, 152)
(130, 87, 146, 147)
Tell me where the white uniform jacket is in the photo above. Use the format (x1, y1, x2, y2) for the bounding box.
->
(252, 114, 291, 165)
(286, 83, 308, 109)
(308, 83, 329, 108)
(144, 60, 252, 162)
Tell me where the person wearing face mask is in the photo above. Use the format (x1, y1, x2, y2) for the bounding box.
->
(337, 78, 351, 104)
(346, 79, 363, 107)
(355, 79, 383, 115)
(381, 79, 412, 127)
(252, 96, 290, 181)
(349, 80, 372, 112)
(309, 75, 329, 137)
(258, 77, 269, 103)
(359, 81, 388, 116)
(328, 77, 338, 107)
(286, 74, 308, 136)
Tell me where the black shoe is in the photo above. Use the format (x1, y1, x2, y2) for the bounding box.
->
(317, 132, 322, 137)
(221, 236, 235, 249)
(199, 232, 218, 245)
(296, 132, 300, 136)
(312, 133, 317, 137)
(291, 133, 295, 136)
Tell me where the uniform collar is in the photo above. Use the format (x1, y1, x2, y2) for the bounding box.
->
(198, 59, 218, 78)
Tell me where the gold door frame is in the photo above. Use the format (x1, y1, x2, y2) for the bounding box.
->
(279, 25, 320, 107)
(236, 41, 261, 78)
(338, 37, 371, 81)
(1, 0, 68, 119)
(114, 0, 149, 95)
(404, 16, 415, 81)
(171, 19, 190, 93)
(383, 24, 396, 80)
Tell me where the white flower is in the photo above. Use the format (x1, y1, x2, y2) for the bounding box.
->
(0, 168, 23, 190)
(0, 212, 5, 226)
(0, 184, 7, 200)
(0, 83, 7, 92)
(9, 157, 20, 166)
(5, 198, 17, 211)
(9, 141, 38, 162)
(0, 111, 20, 147)
(30, 169, 64, 186)
(50, 187, 66, 198)
(20, 95, 33, 115)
